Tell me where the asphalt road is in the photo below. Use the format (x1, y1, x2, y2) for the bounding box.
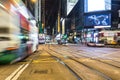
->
(1, 44, 120, 80)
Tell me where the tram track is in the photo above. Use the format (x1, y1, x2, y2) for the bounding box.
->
(44, 49, 82, 80)
(65, 46, 120, 68)
(52, 44, 120, 68)
(45, 45, 112, 80)
(9, 46, 79, 80)
(48, 44, 120, 80)
(74, 52, 120, 68)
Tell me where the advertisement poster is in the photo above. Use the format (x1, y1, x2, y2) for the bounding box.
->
(84, 13, 111, 27)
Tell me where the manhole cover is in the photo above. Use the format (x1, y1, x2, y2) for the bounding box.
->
(34, 70, 48, 74)
(33, 69, 52, 74)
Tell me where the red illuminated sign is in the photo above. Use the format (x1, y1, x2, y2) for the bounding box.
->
(20, 14, 29, 31)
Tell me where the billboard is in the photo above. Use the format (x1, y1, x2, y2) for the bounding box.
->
(84, 13, 111, 27)
(84, 0, 111, 13)
(67, 0, 78, 15)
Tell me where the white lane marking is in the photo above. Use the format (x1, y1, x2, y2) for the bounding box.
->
(12, 64, 29, 80)
(5, 64, 29, 80)
(5, 64, 25, 80)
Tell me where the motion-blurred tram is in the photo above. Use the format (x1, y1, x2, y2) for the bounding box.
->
(99, 30, 120, 45)
(0, 2, 38, 64)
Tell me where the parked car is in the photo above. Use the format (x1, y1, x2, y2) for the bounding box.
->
(39, 34, 45, 44)
(55, 33, 62, 44)
(45, 35, 51, 43)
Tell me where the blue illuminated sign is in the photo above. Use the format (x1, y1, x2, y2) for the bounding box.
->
(84, 13, 111, 26)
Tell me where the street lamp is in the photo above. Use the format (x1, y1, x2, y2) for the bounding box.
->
(31, 0, 37, 3)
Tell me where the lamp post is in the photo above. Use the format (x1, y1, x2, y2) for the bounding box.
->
(33, 0, 42, 33)
(38, 0, 43, 33)
(30, 0, 42, 33)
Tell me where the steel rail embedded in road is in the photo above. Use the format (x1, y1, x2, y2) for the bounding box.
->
(54, 44, 120, 68)
(67, 48, 120, 69)
(50, 45, 120, 80)
(44, 49, 82, 80)
(48, 45, 112, 80)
